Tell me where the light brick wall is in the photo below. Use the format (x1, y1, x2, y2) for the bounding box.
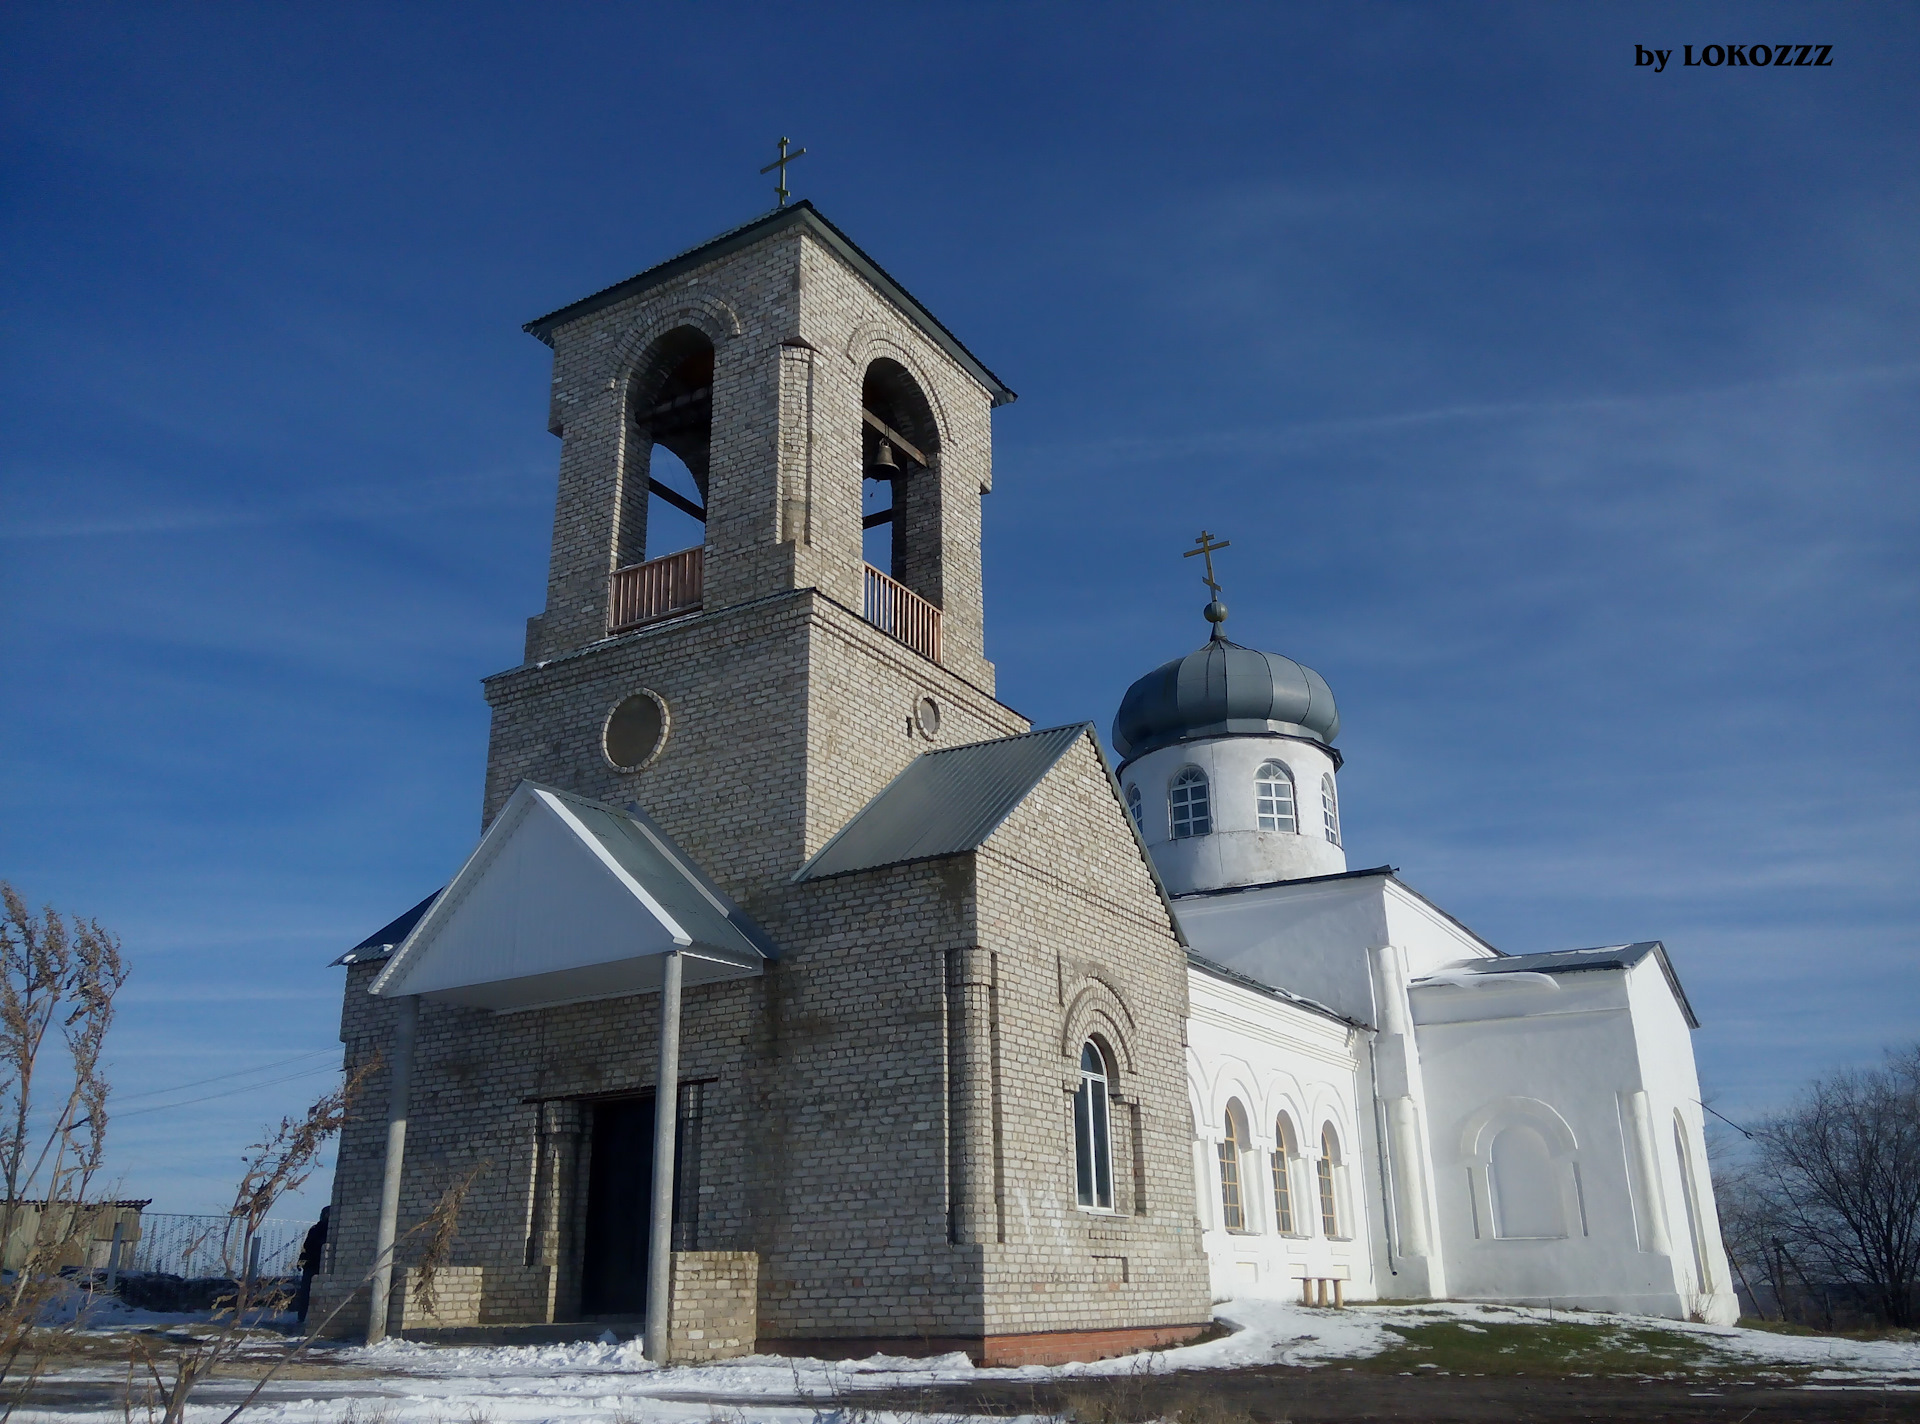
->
(318, 214, 1211, 1355)
(970, 735, 1212, 1334)
(319, 735, 1208, 1347)
(527, 223, 996, 692)
(483, 592, 1025, 893)
(668, 1251, 758, 1361)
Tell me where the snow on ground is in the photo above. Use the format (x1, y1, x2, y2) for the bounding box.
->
(38, 1282, 224, 1331)
(15, 1297, 1916, 1423)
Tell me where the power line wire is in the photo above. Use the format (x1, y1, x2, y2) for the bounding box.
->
(114, 1048, 338, 1104)
(113, 1064, 342, 1120)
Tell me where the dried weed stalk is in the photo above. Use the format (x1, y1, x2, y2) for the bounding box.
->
(134, 1157, 489, 1424)
(0, 883, 127, 1417)
(131, 1065, 375, 1424)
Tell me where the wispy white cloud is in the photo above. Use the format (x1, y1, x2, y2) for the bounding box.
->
(1, 463, 550, 541)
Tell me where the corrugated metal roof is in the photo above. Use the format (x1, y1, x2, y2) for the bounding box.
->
(333, 890, 441, 966)
(795, 724, 1092, 882)
(1426, 941, 1698, 1027)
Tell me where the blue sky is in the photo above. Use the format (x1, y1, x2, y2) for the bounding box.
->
(2, 3, 1914, 1216)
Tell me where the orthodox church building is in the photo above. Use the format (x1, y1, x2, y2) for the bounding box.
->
(314, 200, 1737, 1366)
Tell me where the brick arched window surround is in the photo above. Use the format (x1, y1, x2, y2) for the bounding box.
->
(1169, 766, 1212, 840)
(1256, 760, 1297, 833)
(1073, 1040, 1115, 1211)
(618, 324, 717, 567)
(1218, 1099, 1251, 1233)
(861, 358, 943, 604)
(1318, 1123, 1345, 1237)
(1271, 1112, 1300, 1235)
(1321, 773, 1341, 847)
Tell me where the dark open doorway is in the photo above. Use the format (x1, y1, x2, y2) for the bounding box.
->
(576, 1085, 702, 1319)
(580, 1097, 655, 1317)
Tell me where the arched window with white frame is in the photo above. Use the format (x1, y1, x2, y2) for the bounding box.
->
(1271, 1113, 1299, 1235)
(1169, 767, 1212, 840)
(1255, 760, 1296, 832)
(1218, 1100, 1249, 1232)
(1125, 783, 1144, 832)
(1321, 773, 1341, 846)
(1073, 1041, 1114, 1211)
(1317, 1123, 1344, 1237)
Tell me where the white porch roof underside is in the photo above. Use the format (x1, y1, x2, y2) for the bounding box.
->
(369, 782, 771, 1012)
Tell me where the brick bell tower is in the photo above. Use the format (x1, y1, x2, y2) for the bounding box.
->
(321, 197, 1213, 1361)
(484, 202, 1030, 907)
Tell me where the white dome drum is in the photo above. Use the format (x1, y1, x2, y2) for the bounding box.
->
(1114, 630, 1346, 895)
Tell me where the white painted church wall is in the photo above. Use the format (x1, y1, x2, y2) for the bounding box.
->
(1185, 969, 1376, 1303)
(1122, 736, 1346, 895)
(1175, 879, 1390, 1025)
(1363, 944, 1450, 1301)
(1623, 959, 1739, 1324)
(1175, 876, 1499, 1027)
(1380, 881, 1503, 976)
(1143, 733, 1740, 1325)
(1405, 964, 1737, 1323)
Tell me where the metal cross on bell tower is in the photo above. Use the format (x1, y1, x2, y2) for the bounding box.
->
(760, 136, 807, 208)
(1183, 529, 1232, 638)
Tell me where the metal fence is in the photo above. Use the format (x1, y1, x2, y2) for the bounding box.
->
(125, 1213, 316, 1279)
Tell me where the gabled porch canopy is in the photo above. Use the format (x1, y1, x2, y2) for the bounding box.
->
(369, 781, 772, 1011)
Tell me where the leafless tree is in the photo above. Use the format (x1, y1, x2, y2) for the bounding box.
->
(0, 884, 128, 1409)
(133, 1067, 371, 1424)
(130, 1062, 485, 1424)
(1749, 1043, 1920, 1328)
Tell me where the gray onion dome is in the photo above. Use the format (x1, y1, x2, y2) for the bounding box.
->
(1112, 636, 1340, 763)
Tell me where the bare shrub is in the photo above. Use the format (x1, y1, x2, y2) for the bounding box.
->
(142, 1158, 487, 1424)
(129, 1066, 393, 1424)
(0, 884, 128, 1412)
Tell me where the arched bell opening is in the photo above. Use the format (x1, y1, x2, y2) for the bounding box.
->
(859, 358, 942, 603)
(620, 328, 716, 566)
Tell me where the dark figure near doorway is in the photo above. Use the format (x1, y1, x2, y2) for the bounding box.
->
(295, 1206, 329, 1322)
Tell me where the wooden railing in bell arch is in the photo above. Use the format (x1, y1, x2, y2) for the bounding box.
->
(863, 563, 943, 665)
(608, 547, 703, 634)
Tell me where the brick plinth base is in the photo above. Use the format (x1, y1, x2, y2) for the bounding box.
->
(760, 1321, 1210, 1367)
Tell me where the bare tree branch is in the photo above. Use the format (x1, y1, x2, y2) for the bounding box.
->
(1746, 1043, 1920, 1328)
(0, 885, 128, 1414)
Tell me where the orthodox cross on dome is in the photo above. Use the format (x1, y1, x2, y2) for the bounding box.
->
(1183, 529, 1232, 637)
(759, 136, 807, 208)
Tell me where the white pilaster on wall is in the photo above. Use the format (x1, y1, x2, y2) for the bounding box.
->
(1366, 944, 1446, 1298)
(1622, 1089, 1673, 1257)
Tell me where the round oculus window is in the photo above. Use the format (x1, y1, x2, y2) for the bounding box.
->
(603, 691, 669, 771)
(913, 696, 942, 741)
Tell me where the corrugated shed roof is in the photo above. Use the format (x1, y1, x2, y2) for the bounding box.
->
(1427, 941, 1698, 1027)
(795, 724, 1091, 882)
(333, 890, 441, 966)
